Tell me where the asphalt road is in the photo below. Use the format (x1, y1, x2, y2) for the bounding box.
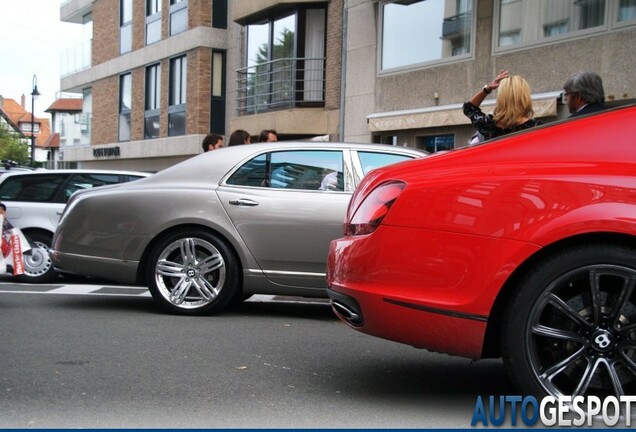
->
(0, 279, 513, 428)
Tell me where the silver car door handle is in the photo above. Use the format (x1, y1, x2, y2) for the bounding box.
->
(229, 198, 259, 207)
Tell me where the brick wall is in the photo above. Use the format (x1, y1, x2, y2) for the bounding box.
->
(187, 48, 212, 135)
(92, 76, 119, 144)
(190, 0, 212, 28)
(131, 68, 145, 140)
(93, 0, 120, 66)
(91, 0, 213, 142)
(132, 0, 145, 51)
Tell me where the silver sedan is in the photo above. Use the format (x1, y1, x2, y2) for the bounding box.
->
(51, 142, 426, 315)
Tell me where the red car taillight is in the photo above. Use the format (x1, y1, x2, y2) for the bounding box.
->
(345, 181, 405, 236)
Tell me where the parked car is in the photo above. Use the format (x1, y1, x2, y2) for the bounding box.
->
(326, 104, 636, 399)
(0, 169, 150, 282)
(0, 162, 37, 178)
(51, 142, 426, 314)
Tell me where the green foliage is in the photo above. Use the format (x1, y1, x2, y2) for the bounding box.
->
(0, 126, 29, 164)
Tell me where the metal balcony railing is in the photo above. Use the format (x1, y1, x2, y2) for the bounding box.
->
(236, 57, 325, 116)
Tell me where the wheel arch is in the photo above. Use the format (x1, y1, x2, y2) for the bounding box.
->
(135, 223, 244, 287)
(481, 231, 636, 359)
(20, 228, 54, 244)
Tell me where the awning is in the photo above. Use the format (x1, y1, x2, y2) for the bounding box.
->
(367, 92, 561, 132)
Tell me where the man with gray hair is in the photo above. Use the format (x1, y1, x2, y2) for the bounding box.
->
(563, 71, 606, 117)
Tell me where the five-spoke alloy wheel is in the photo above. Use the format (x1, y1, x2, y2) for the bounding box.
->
(146, 229, 240, 315)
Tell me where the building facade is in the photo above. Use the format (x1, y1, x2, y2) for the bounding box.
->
(344, 0, 636, 150)
(60, 0, 343, 171)
(58, 0, 636, 170)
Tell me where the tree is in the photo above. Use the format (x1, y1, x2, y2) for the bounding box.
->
(0, 126, 29, 164)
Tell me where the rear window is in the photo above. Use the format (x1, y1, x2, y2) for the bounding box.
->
(357, 152, 415, 175)
(64, 173, 127, 201)
(0, 174, 69, 203)
(0, 172, 145, 203)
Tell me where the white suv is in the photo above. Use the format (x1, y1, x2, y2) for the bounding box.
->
(0, 169, 150, 282)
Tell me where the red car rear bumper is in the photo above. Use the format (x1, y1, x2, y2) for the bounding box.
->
(326, 225, 541, 359)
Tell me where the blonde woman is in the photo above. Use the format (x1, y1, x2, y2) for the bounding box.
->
(464, 70, 540, 143)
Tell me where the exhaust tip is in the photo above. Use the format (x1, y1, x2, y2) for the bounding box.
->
(332, 301, 363, 326)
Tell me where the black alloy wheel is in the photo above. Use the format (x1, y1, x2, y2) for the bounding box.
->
(502, 244, 636, 398)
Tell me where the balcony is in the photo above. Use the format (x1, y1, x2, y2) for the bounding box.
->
(60, 0, 94, 24)
(236, 57, 325, 116)
(442, 12, 471, 38)
(60, 41, 92, 77)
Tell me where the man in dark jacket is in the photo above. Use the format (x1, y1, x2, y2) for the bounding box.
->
(563, 72, 606, 117)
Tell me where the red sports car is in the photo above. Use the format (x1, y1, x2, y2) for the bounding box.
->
(327, 104, 636, 398)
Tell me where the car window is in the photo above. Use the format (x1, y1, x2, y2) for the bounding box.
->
(227, 154, 267, 187)
(227, 151, 345, 191)
(64, 174, 125, 201)
(270, 151, 343, 191)
(0, 174, 69, 203)
(358, 151, 415, 175)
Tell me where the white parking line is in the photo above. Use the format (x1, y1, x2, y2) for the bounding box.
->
(0, 283, 331, 305)
(0, 283, 151, 297)
(46, 285, 117, 295)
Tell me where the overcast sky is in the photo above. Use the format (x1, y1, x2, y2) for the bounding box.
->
(0, 0, 84, 117)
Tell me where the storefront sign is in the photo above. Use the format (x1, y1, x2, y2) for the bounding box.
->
(93, 146, 121, 157)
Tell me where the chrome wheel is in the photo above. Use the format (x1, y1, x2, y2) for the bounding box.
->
(154, 237, 226, 309)
(527, 264, 636, 397)
(147, 229, 240, 315)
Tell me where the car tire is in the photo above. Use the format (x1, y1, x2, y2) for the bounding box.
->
(501, 244, 636, 398)
(146, 228, 241, 316)
(15, 232, 58, 284)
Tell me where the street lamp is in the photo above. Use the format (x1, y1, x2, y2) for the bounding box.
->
(30, 74, 41, 167)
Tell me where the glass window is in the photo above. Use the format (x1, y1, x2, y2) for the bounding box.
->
(145, 64, 161, 139)
(169, 55, 187, 136)
(212, 0, 227, 29)
(226, 154, 267, 187)
(418, 134, 454, 153)
(81, 88, 92, 145)
(497, 0, 606, 50)
(170, 0, 188, 36)
(64, 174, 122, 201)
(357, 152, 415, 175)
(0, 174, 69, 203)
(240, 7, 325, 114)
(119, 73, 132, 142)
(146, 0, 162, 45)
(210, 50, 226, 135)
(120, 0, 132, 54)
(380, 0, 473, 71)
(619, 0, 636, 21)
(169, 56, 187, 106)
(227, 151, 344, 191)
